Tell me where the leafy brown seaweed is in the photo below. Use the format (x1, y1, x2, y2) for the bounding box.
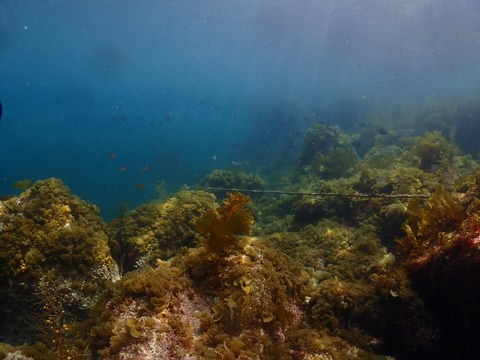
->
(196, 191, 254, 251)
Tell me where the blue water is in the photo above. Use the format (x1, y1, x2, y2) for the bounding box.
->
(1, 0, 480, 219)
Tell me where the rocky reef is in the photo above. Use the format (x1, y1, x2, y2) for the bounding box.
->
(0, 178, 119, 357)
(2, 106, 480, 359)
(199, 169, 266, 199)
(109, 189, 217, 271)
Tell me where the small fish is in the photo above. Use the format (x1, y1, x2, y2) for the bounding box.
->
(119, 166, 127, 172)
(108, 218, 124, 226)
(141, 164, 149, 172)
(134, 183, 145, 189)
(13, 179, 32, 190)
(231, 160, 250, 166)
(108, 152, 117, 159)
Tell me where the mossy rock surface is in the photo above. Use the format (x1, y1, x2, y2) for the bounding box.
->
(110, 190, 217, 269)
(0, 178, 119, 345)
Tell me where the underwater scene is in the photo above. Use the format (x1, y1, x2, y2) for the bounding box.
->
(2, 1, 480, 359)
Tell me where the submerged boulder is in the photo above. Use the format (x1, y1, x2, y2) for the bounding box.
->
(0, 178, 120, 346)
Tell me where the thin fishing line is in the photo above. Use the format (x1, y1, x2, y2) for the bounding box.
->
(192, 186, 429, 199)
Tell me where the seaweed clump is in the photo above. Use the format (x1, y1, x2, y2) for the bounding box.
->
(0, 178, 119, 347)
(109, 190, 217, 270)
(408, 131, 456, 171)
(396, 187, 465, 269)
(199, 169, 266, 199)
(196, 191, 254, 252)
(393, 174, 480, 357)
(298, 123, 358, 179)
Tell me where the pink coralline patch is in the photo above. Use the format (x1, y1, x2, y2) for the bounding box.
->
(117, 336, 174, 360)
(113, 319, 198, 360)
(112, 288, 214, 359)
(452, 213, 480, 265)
(471, 235, 480, 245)
(175, 290, 210, 338)
(101, 297, 202, 360)
(275, 302, 305, 343)
(285, 302, 303, 328)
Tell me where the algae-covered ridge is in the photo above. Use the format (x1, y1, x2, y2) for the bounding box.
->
(1, 115, 480, 359)
(0, 178, 120, 358)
